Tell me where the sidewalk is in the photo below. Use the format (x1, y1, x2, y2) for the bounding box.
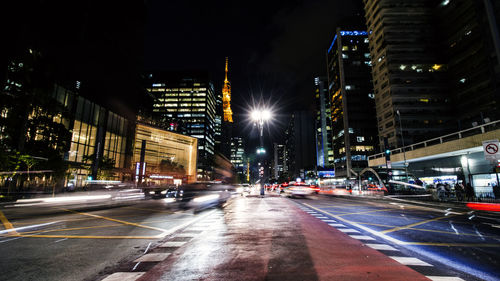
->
(132, 196, 429, 281)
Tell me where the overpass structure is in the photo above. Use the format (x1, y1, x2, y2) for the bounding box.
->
(368, 120, 500, 196)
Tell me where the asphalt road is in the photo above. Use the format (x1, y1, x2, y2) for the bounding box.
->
(292, 195, 500, 281)
(1, 193, 500, 281)
(0, 198, 214, 281)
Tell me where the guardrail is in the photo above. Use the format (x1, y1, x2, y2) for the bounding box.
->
(368, 119, 500, 161)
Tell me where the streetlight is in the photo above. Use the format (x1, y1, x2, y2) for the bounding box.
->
(251, 108, 272, 153)
(251, 107, 273, 186)
(396, 110, 408, 181)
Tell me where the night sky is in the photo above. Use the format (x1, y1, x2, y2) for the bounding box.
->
(143, 0, 361, 148)
(2, 0, 361, 152)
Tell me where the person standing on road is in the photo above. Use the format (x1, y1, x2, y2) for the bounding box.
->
(455, 182, 464, 201)
(465, 182, 474, 201)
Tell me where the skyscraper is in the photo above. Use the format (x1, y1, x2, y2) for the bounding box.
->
(363, 0, 451, 149)
(230, 136, 245, 176)
(272, 143, 286, 180)
(284, 111, 316, 179)
(435, 0, 500, 128)
(145, 71, 216, 178)
(314, 77, 334, 168)
(327, 29, 378, 178)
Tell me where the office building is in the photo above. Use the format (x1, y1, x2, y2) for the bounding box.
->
(327, 29, 378, 178)
(363, 0, 452, 149)
(284, 111, 316, 179)
(435, 0, 500, 127)
(230, 137, 245, 176)
(314, 76, 334, 168)
(272, 143, 286, 180)
(145, 72, 216, 178)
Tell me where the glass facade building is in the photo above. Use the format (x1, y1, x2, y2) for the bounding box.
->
(230, 137, 245, 174)
(314, 77, 334, 168)
(133, 123, 197, 184)
(53, 84, 131, 187)
(327, 30, 378, 178)
(145, 72, 216, 178)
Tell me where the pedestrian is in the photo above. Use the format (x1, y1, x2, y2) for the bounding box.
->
(455, 182, 464, 201)
(465, 182, 474, 201)
(260, 184, 265, 198)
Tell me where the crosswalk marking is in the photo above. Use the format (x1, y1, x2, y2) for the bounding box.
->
(160, 241, 187, 247)
(366, 243, 399, 251)
(133, 253, 170, 262)
(426, 277, 465, 281)
(349, 235, 375, 240)
(101, 272, 145, 281)
(328, 223, 345, 227)
(338, 228, 359, 233)
(389, 256, 432, 266)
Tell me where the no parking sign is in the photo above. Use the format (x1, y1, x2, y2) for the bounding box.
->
(483, 139, 500, 161)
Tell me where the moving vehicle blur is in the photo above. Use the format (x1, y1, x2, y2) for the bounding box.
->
(175, 182, 232, 212)
(283, 182, 318, 198)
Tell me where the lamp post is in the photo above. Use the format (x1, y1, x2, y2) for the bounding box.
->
(251, 108, 272, 185)
(251, 109, 272, 154)
(396, 110, 408, 181)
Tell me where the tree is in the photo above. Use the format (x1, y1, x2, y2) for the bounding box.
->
(159, 159, 185, 176)
(82, 155, 116, 180)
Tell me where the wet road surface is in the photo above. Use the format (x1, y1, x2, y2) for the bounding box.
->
(2, 193, 500, 281)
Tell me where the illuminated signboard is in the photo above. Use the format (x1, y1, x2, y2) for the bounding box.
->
(318, 170, 335, 178)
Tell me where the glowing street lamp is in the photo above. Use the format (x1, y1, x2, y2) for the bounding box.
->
(251, 108, 273, 152)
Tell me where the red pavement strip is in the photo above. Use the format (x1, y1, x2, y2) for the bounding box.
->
(127, 197, 430, 281)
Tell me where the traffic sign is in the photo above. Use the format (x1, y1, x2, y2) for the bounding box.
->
(483, 139, 500, 161)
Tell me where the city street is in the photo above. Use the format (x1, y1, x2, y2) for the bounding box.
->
(2, 193, 500, 280)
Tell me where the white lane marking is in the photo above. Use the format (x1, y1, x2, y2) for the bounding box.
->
(328, 223, 345, 227)
(305, 203, 406, 245)
(101, 272, 145, 281)
(0, 236, 24, 243)
(156, 209, 216, 238)
(322, 219, 336, 222)
(0, 221, 61, 235)
(390, 256, 432, 266)
(338, 228, 360, 233)
(54, 238, 68, 243)
(134, 253, 170, 262)
(175, 233, 196, 238)
(131, 262, 141, 271)
(349, 235, 375, 240)
(160, 241, 187, 247)
(144, 242, 152, 254)
(366, 243, 399, 251)
(0, 231, 43, 243)
(449, 222, 459, 235)
(426, 276, 465, 281)
(473, 226, 485, 241)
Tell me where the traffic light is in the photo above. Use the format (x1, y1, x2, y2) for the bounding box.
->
(383, 137, 391, 159)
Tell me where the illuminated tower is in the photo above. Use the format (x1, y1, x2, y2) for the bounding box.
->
(222, 57, 233, 123)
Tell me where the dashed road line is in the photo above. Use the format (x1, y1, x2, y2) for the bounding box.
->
(133, 253, 170, 262)
(160, 241, 187, 247)
(101, 272, 145, 281)
(366, 243, 399, 251)
(425, 277, 465, 281)
(389, 256, 433, 267)
(338, 228, 360, 233)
